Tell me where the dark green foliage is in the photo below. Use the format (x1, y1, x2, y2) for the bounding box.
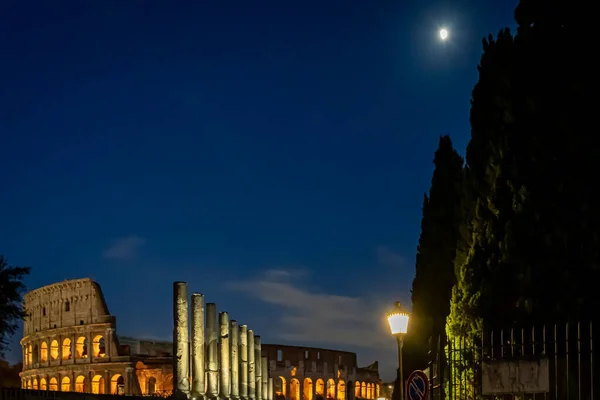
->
(0, 359, 22, 387)
(0, 255, 30, 357)
(448, 0, 599, 341)
(405, 136, 463, 369)
(447, 28, 517, 338)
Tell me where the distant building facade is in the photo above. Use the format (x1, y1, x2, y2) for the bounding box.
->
(19, 278, 173, 396)
(262, 344, 380, 400)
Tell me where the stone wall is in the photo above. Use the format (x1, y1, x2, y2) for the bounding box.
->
(117, 338, 172, 357)
(262, 345, 357, 372)
(23, 278, 112, 336)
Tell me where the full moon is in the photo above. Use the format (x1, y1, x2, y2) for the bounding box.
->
(439, 28, 449, 40)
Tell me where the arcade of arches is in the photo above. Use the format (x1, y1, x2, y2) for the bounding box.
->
(275, 377, 379, 400)
(23, 335, 107, 366)
(20, 371, 172, 396)
(264, 344, 380, 400)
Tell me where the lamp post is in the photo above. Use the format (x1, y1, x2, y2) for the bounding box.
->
(386, 302, 410, 400)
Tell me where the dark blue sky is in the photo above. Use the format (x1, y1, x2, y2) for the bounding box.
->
(1, 0, 516, 379)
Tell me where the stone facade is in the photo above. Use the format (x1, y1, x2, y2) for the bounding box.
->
(261, 345, 380, 400)
(19, 278, 173, 396)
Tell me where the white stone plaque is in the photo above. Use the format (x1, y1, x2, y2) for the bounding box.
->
(482, 358, 549, 394)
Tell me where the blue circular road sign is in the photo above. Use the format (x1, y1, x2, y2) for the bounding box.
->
(406, 370, 429, 400)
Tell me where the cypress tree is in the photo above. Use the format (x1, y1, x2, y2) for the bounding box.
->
(448, 0, 599, 339)
(441, 1, 598, 396)
(405, 135, 463, 370)
(447, 28, 518, 338)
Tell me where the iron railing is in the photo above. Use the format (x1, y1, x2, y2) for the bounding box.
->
(427, 321, 598, 400)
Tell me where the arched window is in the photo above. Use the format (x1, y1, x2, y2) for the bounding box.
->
(92, 335, 106, 357)
(40, 342, 48, 362)
(92, 375, 105, 394)
(76, 337, 88, 358)
(49, 377, 58, 391)
(111, 374, 125, 395)
(75, 375, 86, 393)
(326, 379, 335, 399)
(275, 376, 287, 399)
(50, 340, 59, 360)
(62, 338, 72, 360)
(315, 379, 325, 397)
(303, 378, 313, 400)
(61, 376, 71, 392)
(147, 377, 157, 395)
(290, 379, 300, 400)
(337, 381, 345, 400)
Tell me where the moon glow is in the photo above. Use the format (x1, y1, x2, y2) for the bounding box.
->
(439, 28, 449, 40)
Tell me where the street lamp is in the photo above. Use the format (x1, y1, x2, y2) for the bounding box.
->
(387, 302, 410, 400)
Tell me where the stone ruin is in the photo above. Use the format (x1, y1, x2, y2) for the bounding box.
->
(173, 281, 273, 400)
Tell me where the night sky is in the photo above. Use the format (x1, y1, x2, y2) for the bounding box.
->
(1, 0, 516, 380)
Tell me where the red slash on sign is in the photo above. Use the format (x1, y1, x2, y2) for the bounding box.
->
(405, 370, 429, 400)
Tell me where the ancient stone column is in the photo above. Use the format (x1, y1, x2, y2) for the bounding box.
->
(219, 312, 231, 399)
(267, 378, 273, 400)
(230, 321, 239, 399)
(173, 282, 190, 396)
(239, 325, 248, 400)
(248, 330, 256, 400)
(126, 367, 135, 395)
(255, 336, 262, 400)
(261, 357, 268, 400)
(206, 303, 219, 399)
(191, 293, 206, 399)
(104, 370, 111, 394)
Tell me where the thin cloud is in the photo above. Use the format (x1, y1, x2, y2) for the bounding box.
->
(376, 246, 405, 268)
(103, 235, 145, 260)
(228, 269, 400, 379)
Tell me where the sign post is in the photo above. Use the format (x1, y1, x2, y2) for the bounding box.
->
(406, 370, 429, 400)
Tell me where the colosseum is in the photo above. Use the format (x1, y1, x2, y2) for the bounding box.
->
(19, 278, 381, 399)
(19, 278, 173, 396)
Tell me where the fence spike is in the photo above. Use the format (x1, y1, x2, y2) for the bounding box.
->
(577, 321, 581, 400)
(554, 324, 559, 399)
(566, 321, 570, 400)
(590, 321, 594, 400)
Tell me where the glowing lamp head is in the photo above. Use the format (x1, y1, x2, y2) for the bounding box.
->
(387, 301, 409, 336)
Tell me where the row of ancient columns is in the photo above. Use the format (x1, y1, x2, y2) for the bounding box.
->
(174, 282, 274, 400)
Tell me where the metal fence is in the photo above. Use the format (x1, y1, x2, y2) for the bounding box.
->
(427, 321, 598, 400)
(0, 388, 172, 400)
